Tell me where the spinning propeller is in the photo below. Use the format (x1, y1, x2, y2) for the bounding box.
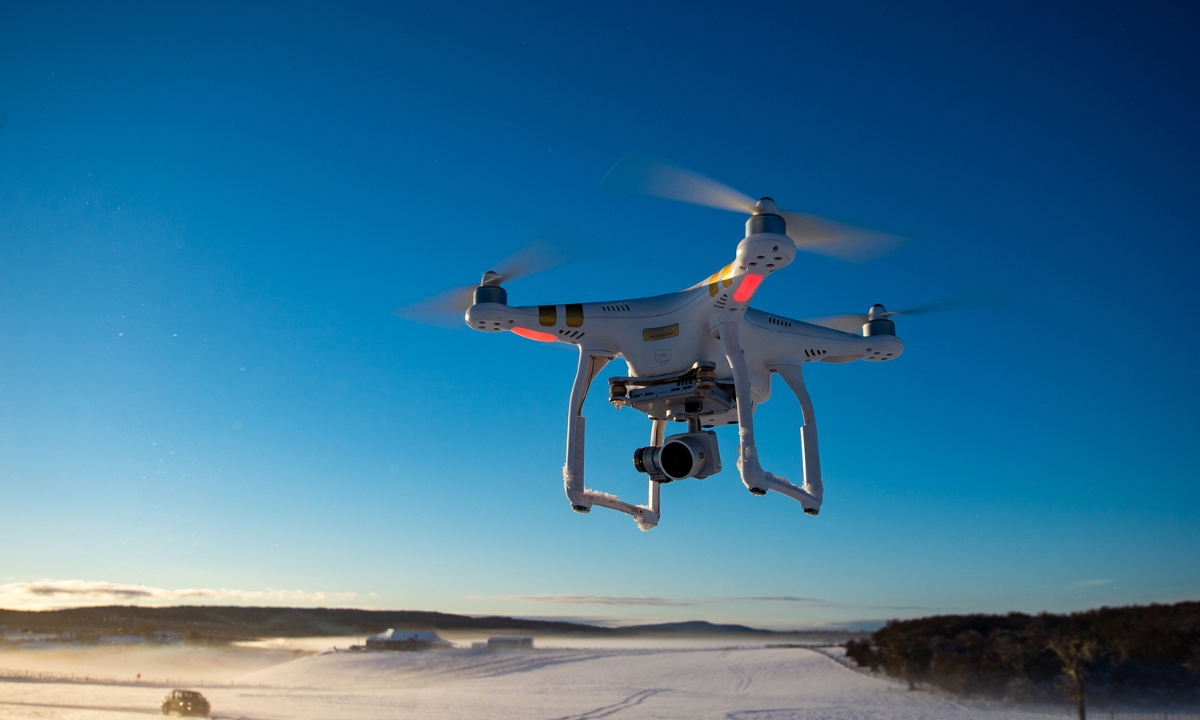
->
(399, 153, 918, 329)
(396, 226, 595, 328)
(600, 151, 904, 262)
(806, 288, 1010, 334)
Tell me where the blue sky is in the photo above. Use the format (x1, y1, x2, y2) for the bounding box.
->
(1, 1, 1197, 629)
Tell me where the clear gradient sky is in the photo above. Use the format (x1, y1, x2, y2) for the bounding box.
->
(1, 2, 1198, 629)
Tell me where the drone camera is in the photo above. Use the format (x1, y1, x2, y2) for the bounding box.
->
(633, 430, 722, 482)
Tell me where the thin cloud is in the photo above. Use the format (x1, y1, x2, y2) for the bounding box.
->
(19, 580, 158, 599)
(504, 594, 929, 612)
(1069, 579, 1113, 588)
(721, 596, 825, 603)
(713, 596, 929, 611)
(0, 579, 357, 610)
(506, 594, 696, 607)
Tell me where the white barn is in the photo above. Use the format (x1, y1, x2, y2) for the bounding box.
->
(365, 628, 451, 651)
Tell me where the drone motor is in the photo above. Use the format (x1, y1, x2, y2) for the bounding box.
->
(472, 271, 508, 305)
(862, 303, 896, 337)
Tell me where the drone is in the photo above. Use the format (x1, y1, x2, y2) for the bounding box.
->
(402, 153, 956, 530)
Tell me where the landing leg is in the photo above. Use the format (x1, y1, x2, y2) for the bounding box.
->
(770, 363, 823, 515)
(710, 315, 820, 514)
(563, 347, 661, 530)
(563, 350, 611, 512)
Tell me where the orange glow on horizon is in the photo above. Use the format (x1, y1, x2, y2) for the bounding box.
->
(512, 327, 558, 342)
(732, 273, 764, 302)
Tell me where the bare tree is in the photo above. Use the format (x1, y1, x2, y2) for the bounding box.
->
(1049, 631, 1096, 720)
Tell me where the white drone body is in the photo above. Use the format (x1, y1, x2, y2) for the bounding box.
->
(464, 198, 904, 530)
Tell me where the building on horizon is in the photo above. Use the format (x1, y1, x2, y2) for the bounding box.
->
(365, 628, 450, 651)
(487, 636, 534, 650)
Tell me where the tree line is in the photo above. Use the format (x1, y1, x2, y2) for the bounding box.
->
(844, 601, 1200, 715)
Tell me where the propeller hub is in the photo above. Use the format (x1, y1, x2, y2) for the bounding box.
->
(867, 304, 888, 321)
(745, 197, 786, 237)
(481, 270, 504, 287)
(754, 197, 779, 214)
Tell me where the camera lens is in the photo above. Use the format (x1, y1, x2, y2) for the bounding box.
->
(633, 447, 648, 473)
(660, 441, 694, 479)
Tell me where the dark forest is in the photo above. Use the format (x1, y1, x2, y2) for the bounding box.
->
(845, 601, 1200, 709)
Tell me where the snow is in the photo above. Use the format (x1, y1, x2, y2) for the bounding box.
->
(0, 643, 1072, 719)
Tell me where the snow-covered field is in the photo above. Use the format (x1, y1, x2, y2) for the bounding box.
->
(0, 642, 1068, 719)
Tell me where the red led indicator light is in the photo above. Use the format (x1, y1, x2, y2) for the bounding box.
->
(732, 273, 764, 303)
(512, 327, 558, 342)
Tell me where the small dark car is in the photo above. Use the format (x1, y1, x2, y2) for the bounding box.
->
(161, 689, 210, 716)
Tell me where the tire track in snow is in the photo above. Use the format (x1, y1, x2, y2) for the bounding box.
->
(545, 688, 663, 720)
(0, 700, 160, 715)
(440, 651, 625, 681)
(341, 649, 619, 687)
(0, 701, 269, 720)
(418, 648, 690, 683)
(333, 651, 623, 694)
(720, 650, 753, 693)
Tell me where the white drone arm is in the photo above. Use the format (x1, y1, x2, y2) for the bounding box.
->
(563, 348, 661, 530)
(711, 313, 821, 514)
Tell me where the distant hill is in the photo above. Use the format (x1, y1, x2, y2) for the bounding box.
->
(620, 620, 766, 634)
(0, 606, 605, 643)
(0, 606, 825, 643)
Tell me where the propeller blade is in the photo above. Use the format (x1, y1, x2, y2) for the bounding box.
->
(883, 287, 1012, 318)
(394, 225, 602, 328)
(393, 285, 478, 328)
(778, 211, 905, 262)
(491, 225, 598, 284)
(601, 152, 902, 261)
(600, 151, 756, 213)
(804, 287, 1012, 334)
